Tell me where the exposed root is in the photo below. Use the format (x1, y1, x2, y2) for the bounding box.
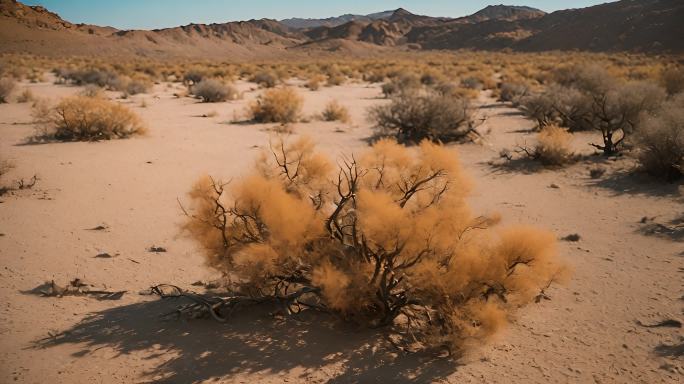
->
(143, 284, 324, 322)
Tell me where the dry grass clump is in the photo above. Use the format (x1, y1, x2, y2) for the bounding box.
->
(533, 125, 575, 166)
(191, 79, 240, 102)
(182, 137, 567, 353)
(0, 78, 16, 103)
(248, 88, 302, 123)
(79, 84, 103, 98)
(661, 66, 684, 96)
(369, 90, 475, 144)
(183, 69, 207, 85)
(635, 96, 684, 180)
(321, 100, 350, 123)
(381, 74, 421, 98)
(32, 96, 146, 141)
(251, 71, 278, 88)
(16, 88, 34, 103)
(306, 75, 326, 91)
(499, 82, 529, 105)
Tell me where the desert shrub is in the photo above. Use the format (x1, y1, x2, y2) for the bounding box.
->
(381, 74, 421, 98)
(306, 75, 326, 91)
(661, 66, 684, 96)
(183, 69, 206, 85)
(61, 69, 119, 88)
(251, 71, 278, 88)
(584, 81, 666, 154)
(420, 70, 444, 86)
(16, 88, 34, 103)
(326, 73, 345, 87)
(369, 91, 474, 143)
(191, 79, 240, 102)
(248, 88, 302, 123)
(520, 92, 557, 129)
(182, 137, 566, 352)
(0, 78, 16, 103)
(32, 96, 146, 141)
(634, 96, 684, 180)
(125, 78, 153, 95)
(364, 71, 385, 83)
(533, 125, 575, 166)
(79, 84, 103, 98)
(321, 100, 350, 123)
(460, 76, 483, 90)
(499, 82, 529, 105)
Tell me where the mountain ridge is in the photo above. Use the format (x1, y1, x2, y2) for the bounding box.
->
(0, 0, 681, 58)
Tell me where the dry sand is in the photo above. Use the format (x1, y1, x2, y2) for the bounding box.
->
(0, 78, 682, 383)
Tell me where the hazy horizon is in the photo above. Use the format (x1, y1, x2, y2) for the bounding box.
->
(21, 0, 613, 30)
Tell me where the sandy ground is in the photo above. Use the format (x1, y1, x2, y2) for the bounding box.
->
(0, 78, 682, 383)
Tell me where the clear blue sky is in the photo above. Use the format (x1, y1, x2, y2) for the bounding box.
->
(22, 0, 613, 30)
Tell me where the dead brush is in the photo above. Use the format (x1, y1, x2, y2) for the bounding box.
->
(516, 125, 575, 166)
(31, 96, 146, 141)
(164, 137, 568, 355)
(320, 100, 350, 123)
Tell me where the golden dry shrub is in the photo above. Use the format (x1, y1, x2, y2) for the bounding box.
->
(0, 77, 16, 103)
(306, 74, 326, 91)
(32, 96, 146, 141)
(535, 125, 574, 166)
(182, 137, 568, 352)
(321, 100, 350, 123)
(248, 88, 303, 124)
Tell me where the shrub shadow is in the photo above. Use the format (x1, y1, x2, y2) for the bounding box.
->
(34, 298, 459, 383)
(654, 341, 684, 358)
(588, 169, 682, 198)
(638, 214, 684, 242)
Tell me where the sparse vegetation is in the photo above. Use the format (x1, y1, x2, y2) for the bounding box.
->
(32, 96, 146, 141)
(369, 91, 476, 144)
(251, 71, 278, 88)
(16, 88, 34, 103)
(321, 100, 350, 123)
(248, 87, 302, 123)
(0, 77, 16, 103)
(523, 125, 575, 166)
(191, 79, 240, 102)
(181, 137, 567, 352)
(634, 95, 684, 180)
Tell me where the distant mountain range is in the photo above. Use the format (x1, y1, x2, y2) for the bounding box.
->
(0, 0, 682, 59)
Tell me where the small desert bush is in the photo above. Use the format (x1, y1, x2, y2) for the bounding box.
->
(32, 96, 146, 141)
(634, 96, 684, 180)
(191, 79, 240, 102)
(321, 100, 350, 123)
(369, 91, 474, 144)
(533, 125, 575, 166)
(306, 75, 326, 91)
(16, 88, 34, 103)
(59, 68, 118, 88)
(499, 82, 529, 105)
(660, 66, 684, 96)
(124, 78, 153, 95)
(326, 73, 345, 87)
(381, 74, 421, 98)
(182, 137, 567, 352)
(248, 88, 302, 123)
(79, 84, 104, 98)
(0, 78, 16, 103)
(183, 69, 206, 85)
(251, 71, 278, 88)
